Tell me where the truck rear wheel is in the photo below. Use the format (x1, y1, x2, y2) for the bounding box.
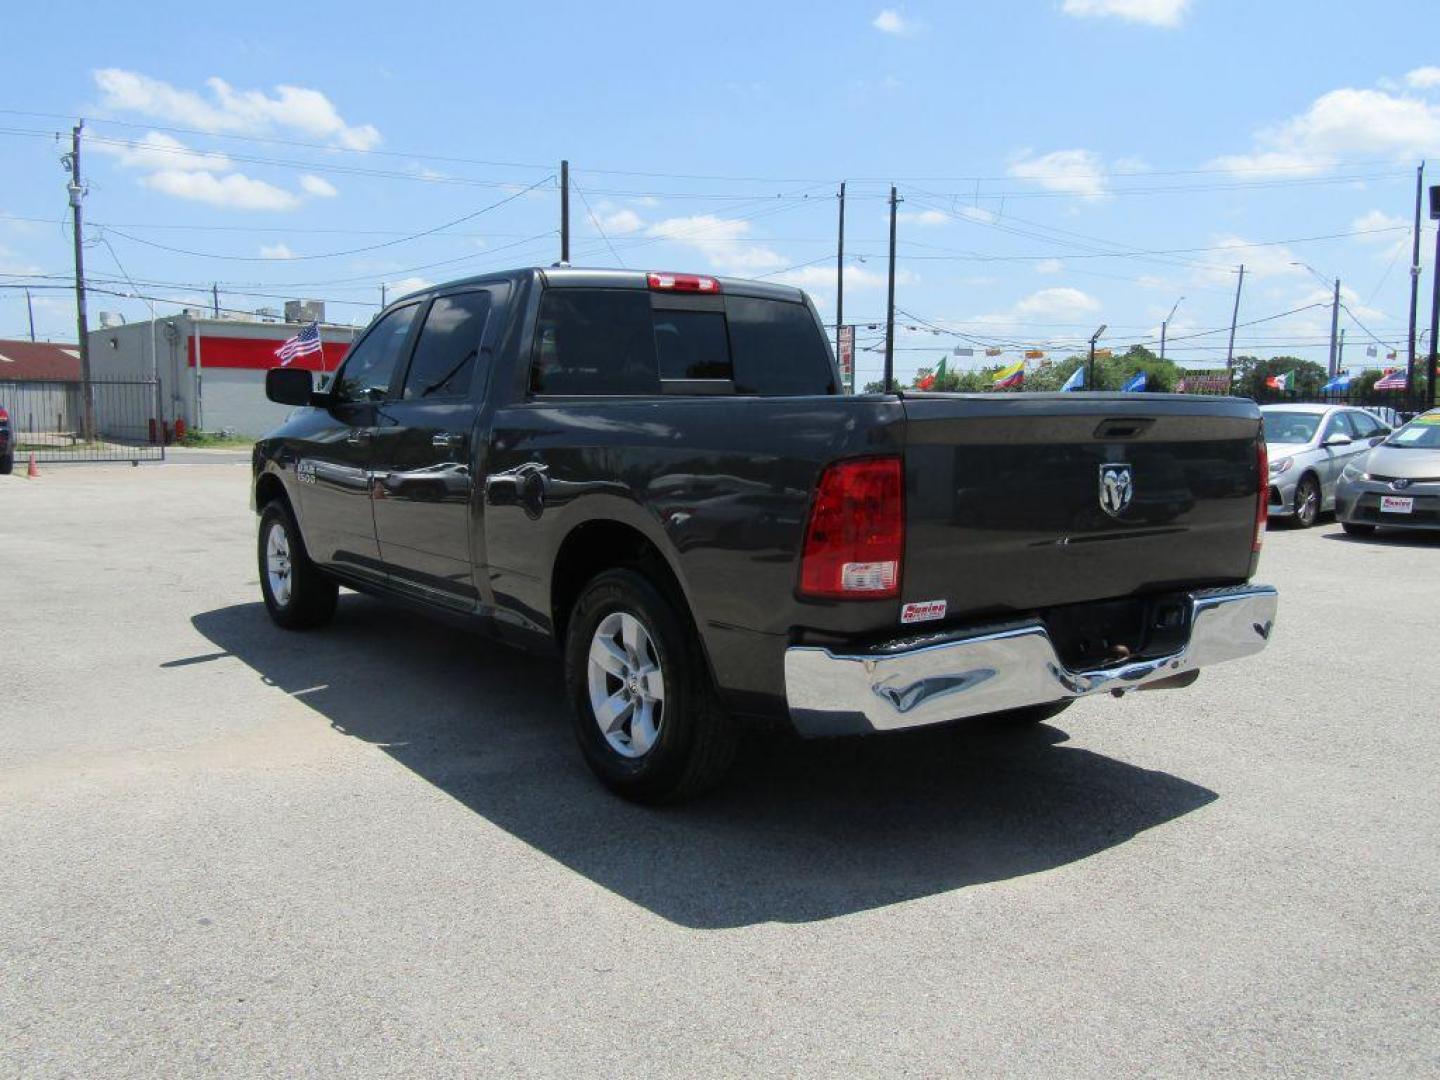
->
(258, 500, 338, 630)
(564, 568, 736, 803)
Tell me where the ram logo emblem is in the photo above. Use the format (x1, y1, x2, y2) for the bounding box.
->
(1098, 463, 1134, 518)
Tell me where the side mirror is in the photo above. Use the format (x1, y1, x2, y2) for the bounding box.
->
(266, 367, 315, 406)
(1323, 433, 1352, 448)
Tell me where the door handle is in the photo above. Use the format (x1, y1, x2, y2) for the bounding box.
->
(346, 428, 372, 445)
(432, 432, 464, 450)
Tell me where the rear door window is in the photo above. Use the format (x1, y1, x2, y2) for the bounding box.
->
(725, 296, 836, 396)
(402, 291, 493, 400)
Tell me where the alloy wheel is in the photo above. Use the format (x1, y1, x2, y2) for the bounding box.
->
(586, 610, 665, 758)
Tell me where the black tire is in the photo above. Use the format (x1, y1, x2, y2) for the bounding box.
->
(1291, 474, 1321, 528)
(1342, 521, 1376, 537)
(564, 567, 736, 803)
(257, 500, 337, 630)
(0, 453, 12, 476)
(984, 699, 1074, 726)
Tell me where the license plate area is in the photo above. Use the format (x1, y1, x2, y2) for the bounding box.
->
(1381, 495, 1414, 514)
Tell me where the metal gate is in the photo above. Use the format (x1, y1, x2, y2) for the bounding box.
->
(0, 379, 166, 463)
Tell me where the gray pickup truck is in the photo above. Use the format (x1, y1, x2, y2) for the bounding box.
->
(255, 266, 1277, 802)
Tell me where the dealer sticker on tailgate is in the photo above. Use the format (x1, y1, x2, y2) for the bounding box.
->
(1380, 495, 1414, 514)
(901, 599, 947, 624)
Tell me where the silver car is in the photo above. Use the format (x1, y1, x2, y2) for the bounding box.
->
(1263, 404, 1392, 528)
(1336, 408, 1440, 536)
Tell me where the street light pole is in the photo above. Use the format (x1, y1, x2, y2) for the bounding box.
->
(1160, 296, 1184, 361)
(1088, 323, 1107, 390)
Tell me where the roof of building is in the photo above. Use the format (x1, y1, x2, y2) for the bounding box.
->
(0, 339, 82, 382)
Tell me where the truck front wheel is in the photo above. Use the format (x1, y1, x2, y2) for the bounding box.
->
(564, 568, 736, 803)
(257, 501, 338, 630)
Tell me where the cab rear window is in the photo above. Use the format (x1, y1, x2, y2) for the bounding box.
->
(529, 288, 834, 397)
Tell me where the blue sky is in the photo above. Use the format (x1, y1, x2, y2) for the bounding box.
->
(1, 0, 1438, 385)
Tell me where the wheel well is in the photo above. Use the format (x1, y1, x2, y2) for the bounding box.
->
(254, 472, 288, 512)
(551, 520, 689, 644)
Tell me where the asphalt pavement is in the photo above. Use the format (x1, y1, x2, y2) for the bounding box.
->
(2, 464, 1436, 1077)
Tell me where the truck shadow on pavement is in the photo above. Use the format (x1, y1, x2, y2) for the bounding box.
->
(189, 595, 1217, 929)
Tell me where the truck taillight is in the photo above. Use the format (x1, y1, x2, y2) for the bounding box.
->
(647, 272, 720, 294)
(1254, 438, 1268, 553)
(800, 456, 904, 599)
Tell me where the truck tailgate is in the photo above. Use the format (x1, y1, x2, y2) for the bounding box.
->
(901, 393, 1262, 620)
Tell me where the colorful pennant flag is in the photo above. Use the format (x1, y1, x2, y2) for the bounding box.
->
(1121, 371, 1147, 392)
(1061, 366, 1084, 392)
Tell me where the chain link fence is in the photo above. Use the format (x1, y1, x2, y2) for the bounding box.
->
(0, 379, 166, 463)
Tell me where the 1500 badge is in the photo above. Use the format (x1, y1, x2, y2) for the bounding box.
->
(296, 459, 317, 485)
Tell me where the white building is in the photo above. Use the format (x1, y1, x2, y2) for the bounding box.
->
(88, 308, 360, 437)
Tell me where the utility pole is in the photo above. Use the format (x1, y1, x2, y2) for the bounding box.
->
(560, 159, 570, 264)
(1225, 264, 1246, 376)
(65, 120, 94, 440)
(1327, 277, 1341, 379)
(1337, 328, 1345, 376)
(1429, 183, 1440, 410)
(212, 283, 220, 319)
(380, 283, 387, 308)
(884, 185, 899, 393)
(1407, 163, 1424, 411)
(835, 180, 845, 357)
(24, 287, 35, 342)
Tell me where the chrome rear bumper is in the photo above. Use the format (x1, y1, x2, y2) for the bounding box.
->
(784, 585, 1278, 737)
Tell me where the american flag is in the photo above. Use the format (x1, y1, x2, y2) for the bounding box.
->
(275, 322, 323, 366)
(1374, 369, 1408, 390)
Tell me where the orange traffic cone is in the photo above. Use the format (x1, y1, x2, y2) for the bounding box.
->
(26, 453, 39, 479)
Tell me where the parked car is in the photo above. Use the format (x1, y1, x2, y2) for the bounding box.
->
(253, 266, 1277, 802)
(1262, 404, 1391, 527)
(1336, 408, 1440, 535)
(0, 405, 13, 475)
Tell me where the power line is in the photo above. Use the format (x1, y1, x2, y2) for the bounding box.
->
(99, 175, 554, 261)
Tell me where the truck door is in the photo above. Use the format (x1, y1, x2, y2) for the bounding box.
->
(370, 287, 502, 610)
(292, 302, 420, 581)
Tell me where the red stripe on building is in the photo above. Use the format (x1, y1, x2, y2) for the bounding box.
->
(186, 335, 351, 372)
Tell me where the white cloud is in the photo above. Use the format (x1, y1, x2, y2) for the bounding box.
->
(1060, 0, 1190, 27)
(1191, 235, 1306, 287)
(95, 69, 381, 149)
(969, 287, 1101, 328)
(589, 207, 644, 235)
(1210, 86, 1440, 176)
(1351, 209, 1408, 239)
(897, 208, 948, 226)
(91, 131, 231, 173)
(872, 9, 919, 34)
(1011, 287, 1100, 318)
(1406, 67, 1440, 90)
(299, 174, 337, 198)
(259, 243, 295, 259)
(1008, 148, 1109, 198)
(386, 277, 430, 299)
(1035, 258, 1064, 274)
(646, 214, 788, 275)
(774, 263, 912, 292)
(142, 170, 300, 211)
